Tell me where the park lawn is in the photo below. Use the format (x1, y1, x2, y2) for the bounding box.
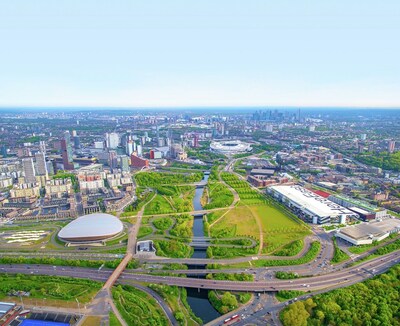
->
(249, 205, 310, 254)
(210, 206, 260, 239)
(109, 313, 122, 326)
(144, 194, 175, 215)
(82, 316, 104, 326)
(0, 274, 101, 303)
(112, 285, 169, 326)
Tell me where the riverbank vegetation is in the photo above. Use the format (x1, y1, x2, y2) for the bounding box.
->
(203, 182, 234, 209)
(148, 284, 202, 326)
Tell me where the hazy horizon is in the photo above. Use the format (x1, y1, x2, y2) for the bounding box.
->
(1, 0, 399, 107)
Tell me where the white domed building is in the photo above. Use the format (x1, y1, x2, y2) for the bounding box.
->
(58, 213, 123, 243)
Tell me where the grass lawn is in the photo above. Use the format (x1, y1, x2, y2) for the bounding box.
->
(82, 316, 104, 326)
(249, 205, 310, 253)
(144, 194, 175, 215)
(0, 274, 101, 303)
(209, 204, 310, 255)
(109, 313, 122, 326)
(210, 206, 260, 239)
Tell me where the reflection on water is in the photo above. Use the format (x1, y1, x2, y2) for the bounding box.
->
(192, 172, 210, 259)
(186, 287, 221, 324)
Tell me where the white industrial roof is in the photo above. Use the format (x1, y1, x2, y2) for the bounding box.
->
(339, 219, 400, 240)
(270, 185, 355, 218)
(58, 213, 123, 240)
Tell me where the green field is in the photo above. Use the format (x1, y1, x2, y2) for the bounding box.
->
(210, 206, 260, 239)
(210, 203, 309, 254)
(250, 205, 310, 253)
(112, 285, 169, 326)
(0, 274, 101, 303)
(144, 186, 195, 215)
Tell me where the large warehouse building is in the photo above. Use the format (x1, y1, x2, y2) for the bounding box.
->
(336, 218, 400, 245)
(268, 185, 358, 224)
(58, 213, 123, 243)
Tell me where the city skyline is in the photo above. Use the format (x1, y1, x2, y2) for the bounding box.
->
(1, 0, 400, 108)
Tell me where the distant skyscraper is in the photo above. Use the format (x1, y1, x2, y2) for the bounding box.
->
(105, 132, 119, 149)
(108, 150, 118, 170)
(193, 134, 199, 147)
(35, 152, 48, 176)
(61, 131, 74, 170)
(137, 144, 143, 157)
(360, 134, 367, 141)
(126, 140, 134, 156)
(22, 157, 36, 183)
(120, 155, 130, 172)
(388, 140, 396, 153)
(0, 145, 7, 158)
(39, 141, 46, 153)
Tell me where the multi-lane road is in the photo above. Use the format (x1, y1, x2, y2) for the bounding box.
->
(1, 250, 399, 293)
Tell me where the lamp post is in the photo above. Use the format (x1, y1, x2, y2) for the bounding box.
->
(19, 295, 24, 309)
(75, 298, 81, 315)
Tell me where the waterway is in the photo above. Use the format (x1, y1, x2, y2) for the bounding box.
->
(191, 172, 209, 259)
(185, 171, 221, 323)
(186, 287, 221, 324)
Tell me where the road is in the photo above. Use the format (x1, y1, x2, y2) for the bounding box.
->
(1, 250, 399, 293)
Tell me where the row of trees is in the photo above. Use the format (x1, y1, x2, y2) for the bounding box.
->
(135, 171, 204, 186)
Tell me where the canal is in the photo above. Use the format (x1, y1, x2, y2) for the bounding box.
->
(185, 171, 221, 323)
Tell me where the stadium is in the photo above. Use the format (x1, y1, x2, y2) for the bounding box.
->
(210, 140, 252, 155)
(58, 213, 124, 242)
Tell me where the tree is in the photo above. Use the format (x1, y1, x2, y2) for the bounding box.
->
(221, 292, 238, 309)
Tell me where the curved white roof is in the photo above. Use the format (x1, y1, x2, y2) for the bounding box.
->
(58, 213, 123, 241)
(210, 140, 251, 154)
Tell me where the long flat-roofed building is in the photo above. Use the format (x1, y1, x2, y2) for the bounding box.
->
(268, 185, 358, 224)
(336, 218, 400, 245)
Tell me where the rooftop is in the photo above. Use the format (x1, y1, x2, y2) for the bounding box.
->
(339, 219, 400, 240)
(270, 185, 355, 218)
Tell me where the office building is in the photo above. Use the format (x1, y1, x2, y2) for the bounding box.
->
(35, 152, 48, 176)
(22, 157, 36, 183)
(61, 131, 74, 170)
(388, 140, 396, 153)
(106, 132, 119, 149)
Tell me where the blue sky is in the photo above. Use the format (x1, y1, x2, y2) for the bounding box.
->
(0, 0, 399, 107)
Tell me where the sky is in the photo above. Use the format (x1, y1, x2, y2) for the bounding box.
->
(0, 0, 399, 108)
